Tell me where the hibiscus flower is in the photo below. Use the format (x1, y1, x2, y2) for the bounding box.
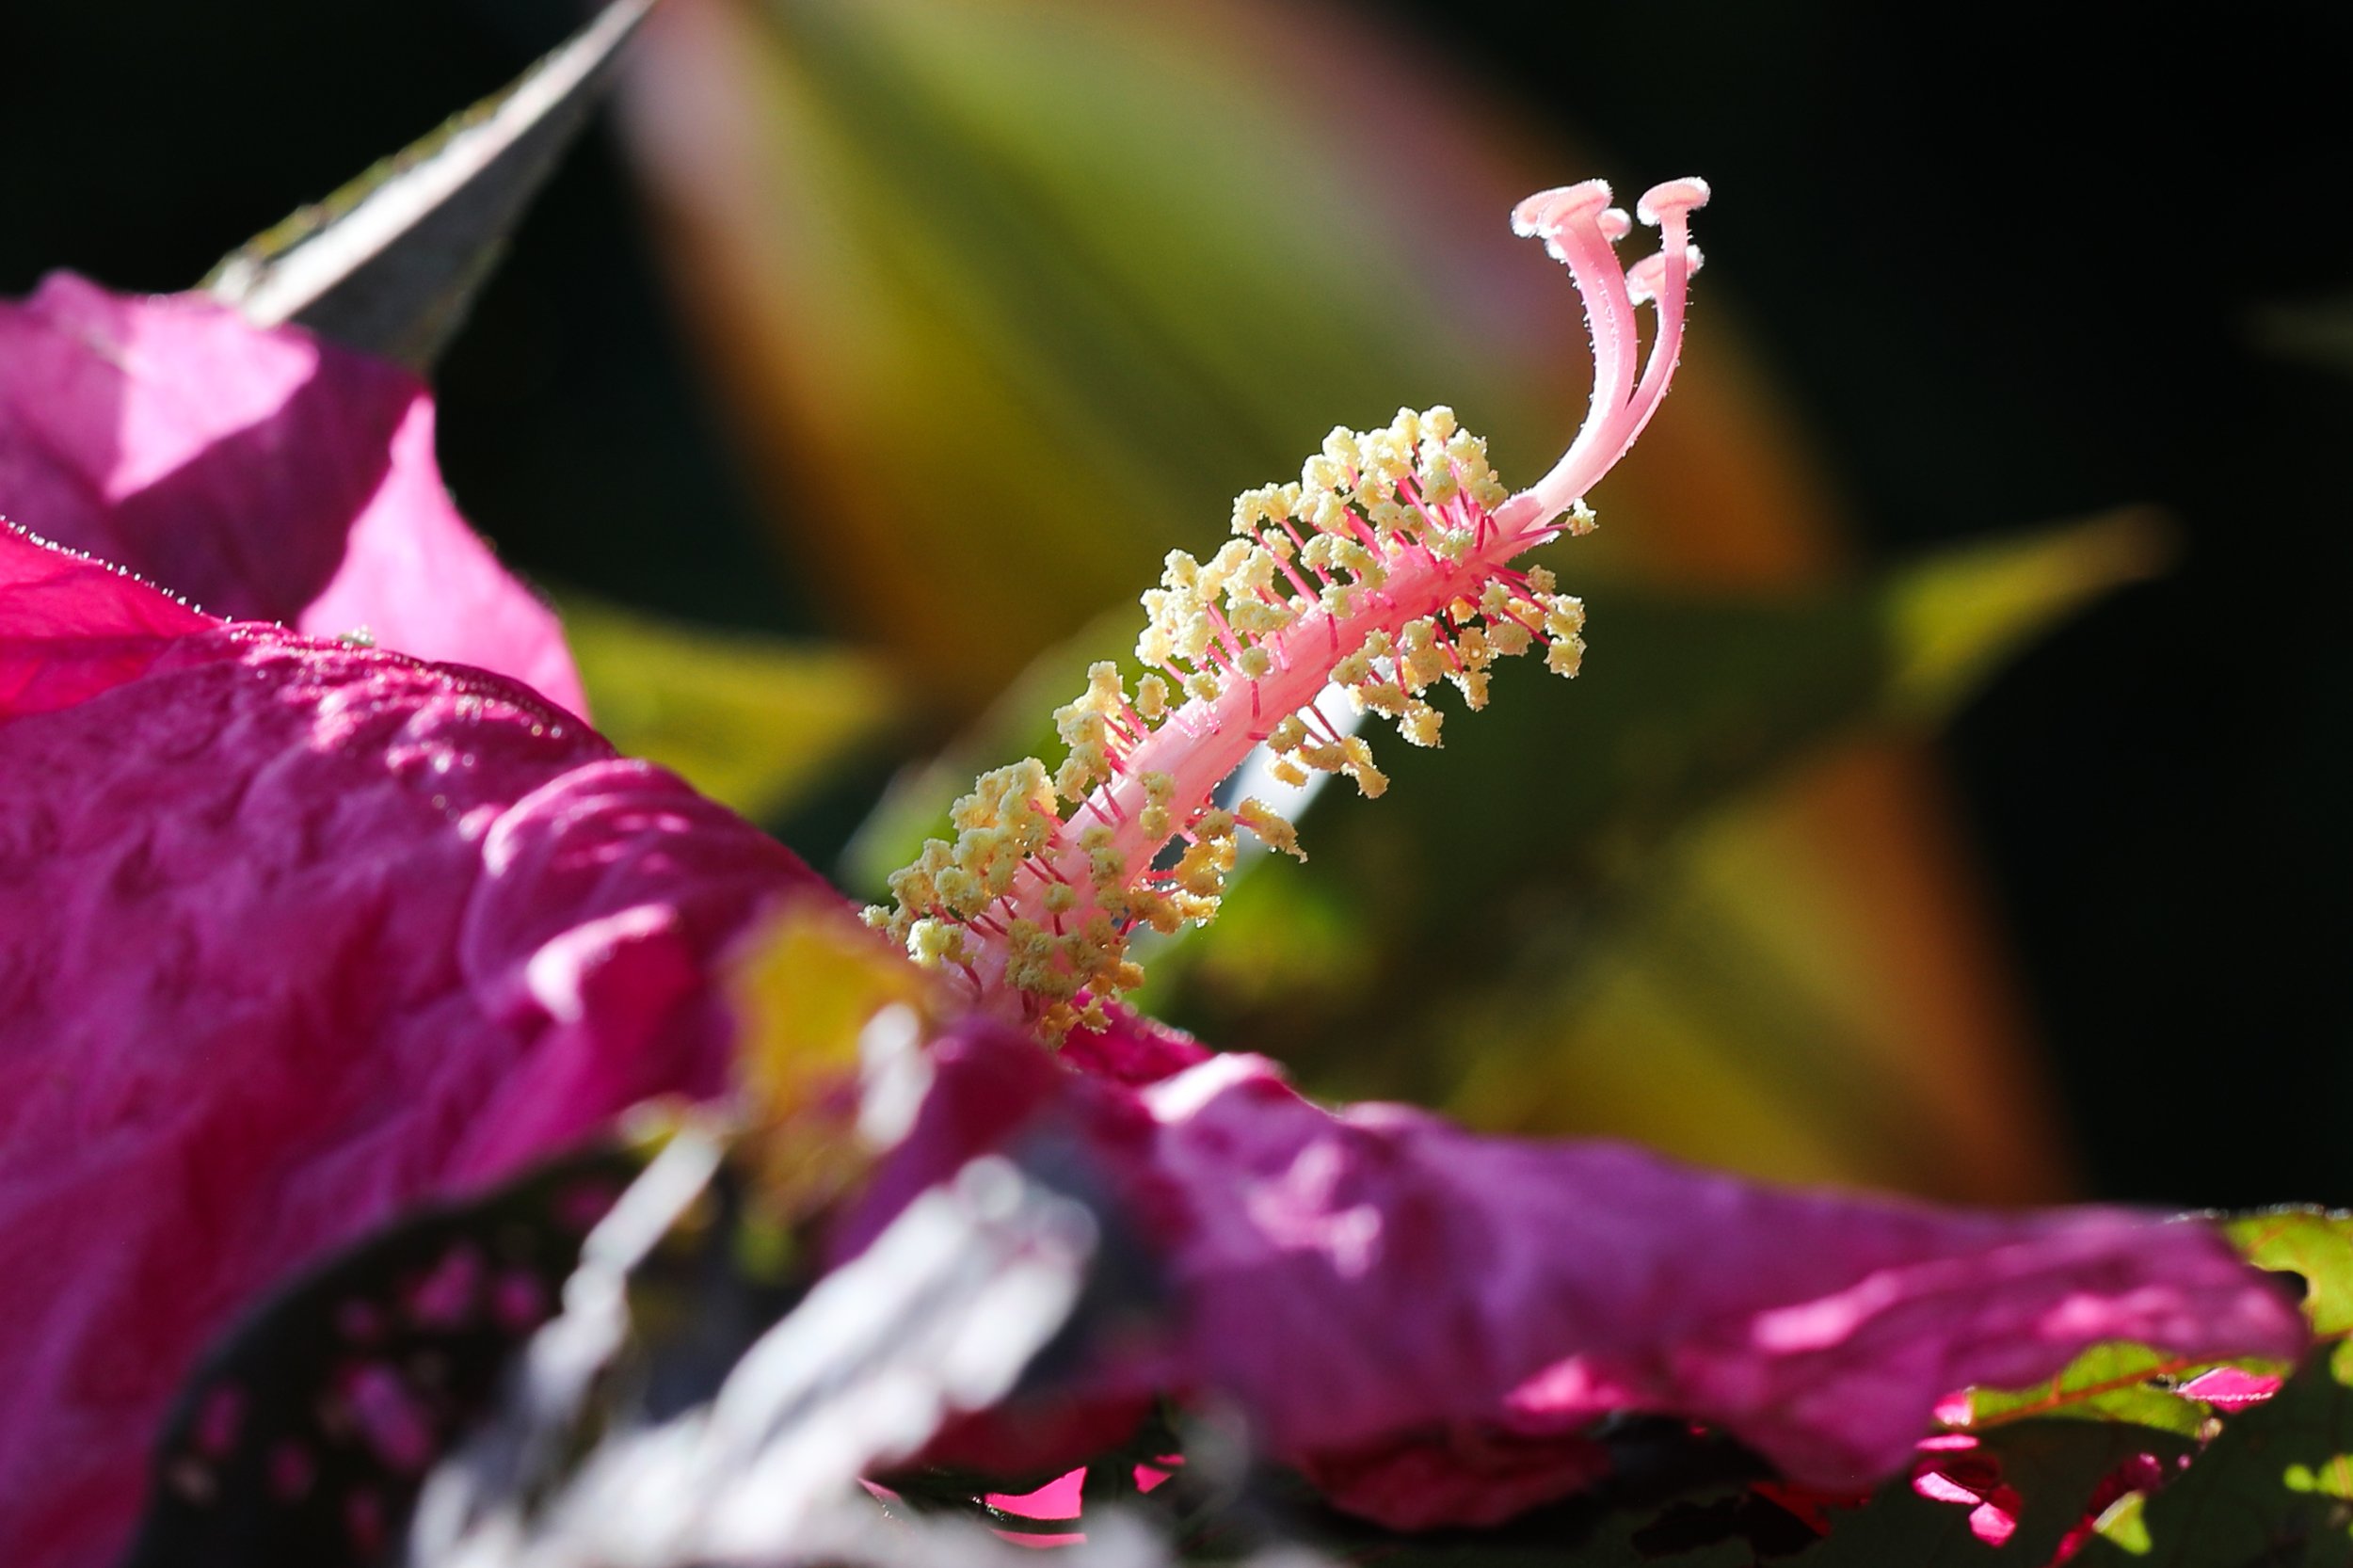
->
(0, 178, 2304, 1568)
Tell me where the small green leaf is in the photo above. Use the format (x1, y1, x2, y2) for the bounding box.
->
(2081, 1342, 2353, 1568)
(562, 593, 904, 826)
(205, 0, 653, 369)
(1962, 1343, 2230, 1439)
(2228, 1209, 2353, 1336)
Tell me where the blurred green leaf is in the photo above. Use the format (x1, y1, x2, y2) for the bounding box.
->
(1884, 507, 2170, 722)
(2082, 1342, 2353, 1568)
(2229, 1210, 2353, 1336)
(841, 602, 1130, 895)
(206, 0, 652, 369)
(2249, 294, 2353, 380)
(562, 593, 903, 825)
(1962, 1343, 2232, 1439)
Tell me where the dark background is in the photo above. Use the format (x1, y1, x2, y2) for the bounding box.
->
(4, 0, 2346, 1207)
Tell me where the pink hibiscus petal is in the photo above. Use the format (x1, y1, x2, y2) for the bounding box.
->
(0, 275, 584, 712)
(852, 1025, 2308, 1528)
(0, 530, 820, 1568)
(2176, 1365, 2285, 1411)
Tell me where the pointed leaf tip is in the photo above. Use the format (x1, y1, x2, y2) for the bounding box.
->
(205, 0, 656, 370)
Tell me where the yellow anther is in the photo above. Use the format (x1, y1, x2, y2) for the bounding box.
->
(1231, 484, 1284, 536)
(1236, 797, 1305, 861)
(1202, 538, 1256, 599)
(1055, 751, 1103, 801)
(1176, 611, 1218, 664)
(935, 865, 983, 916)
(1268, 714, 1308, 753)
(1341, 736, 1388, 799)
(1228, 600, 1293, 638)
(1400, 702, 1444, 747)
(1488, 618, 1533, 658)
(1298, 739, 1348, 774)
(1172, 837, 1234, 898)
(1162, 550, 1202, 592)
(1271, 758, 1309, 788)
(1227, 545, 1282, 600)
(1321, 425, 1362, 471)
(909, 919, 969, 968)
(1043, 883, 1078, 915)
(1546, 637, 1586, 679)
(1196, 808, 1237, 840)
(1141, 804, 1170, 838)
(1184, 669, 1223, 703)
(1353, 680, 1408, 717)
(1238, 646, 1273, 680)
(1136, 674, 1170, 721)
(1055, 703, 1109, 750)
(1420, 405, 1458, 440)
(1129, 887, 1184, 935)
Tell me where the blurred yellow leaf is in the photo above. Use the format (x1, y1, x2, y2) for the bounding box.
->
(1885, 507, 2170, 722)
(728, 899, 947, 1217)
(562, 593, 902, 824)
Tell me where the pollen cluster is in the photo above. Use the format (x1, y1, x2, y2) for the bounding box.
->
(868, 176, 1708, 1042)
(869, 407, 1591, 1038)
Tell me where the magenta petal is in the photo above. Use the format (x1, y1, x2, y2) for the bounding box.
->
(0, 536, 819, 1568)
(0, 526, 210, 714)
(863, 1034, 2306, 1527)
(0, 275, 584, 712)
(1145, 1055, 2303, 1492)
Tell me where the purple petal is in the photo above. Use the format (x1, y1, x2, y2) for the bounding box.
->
(0, 275, 584, 712)
(860, 1030, 2307, 1528)
(0, 531, 819, 1568)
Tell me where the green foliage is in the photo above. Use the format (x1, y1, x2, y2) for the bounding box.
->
(2229, 1210, 2353, 1336)
(1963, 1342, 2232, 1439)
(562, 593, 904, 826)
(2080, 1343, 2353, 1568)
